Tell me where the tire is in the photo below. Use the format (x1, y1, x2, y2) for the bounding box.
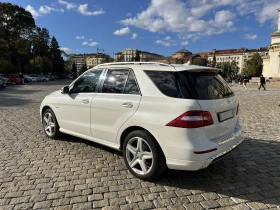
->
(123, 130, 166, 181)
(42, 108, 60, 139)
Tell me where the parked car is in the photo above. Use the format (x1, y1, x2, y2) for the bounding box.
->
(0, 75, 9, 87)
(5, 74, 21, 85)
(0, 78, 5, 90)
(40, 62, 244, 181)
(24, 75, 32, 83)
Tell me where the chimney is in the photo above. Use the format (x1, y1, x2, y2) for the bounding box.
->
(278, 8, 280, 30)
(212, 49, 216, 53)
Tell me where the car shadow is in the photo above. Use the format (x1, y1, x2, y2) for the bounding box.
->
(56, 134, 280, 207)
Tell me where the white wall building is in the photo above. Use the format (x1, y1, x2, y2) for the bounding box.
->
(114, 48, 163, 62)
(263, 8, 280, 78)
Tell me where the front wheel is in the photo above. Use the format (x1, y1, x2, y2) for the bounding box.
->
(42, 108, 60, 139)
(123, 130, 166, 181)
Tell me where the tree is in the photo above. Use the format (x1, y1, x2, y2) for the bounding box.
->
(30, 56, 52, 74)
(212, 55, 216, 67)
(135, 50, 140, 61)
(79, 63, 87, 75)
(116, 54, 124, 62)
(100, 54, 112, 64)
(50, 36, 64, 76)
(242, 53, 263, 78)
(0, 2, 35, 69)
(71, 62, 77, 79)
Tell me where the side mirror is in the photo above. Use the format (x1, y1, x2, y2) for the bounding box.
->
(61, 86, 69, 94)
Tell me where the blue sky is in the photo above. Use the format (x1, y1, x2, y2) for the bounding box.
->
(7, 0, 280, 57)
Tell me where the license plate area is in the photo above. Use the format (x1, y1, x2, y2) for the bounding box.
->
(218, 109, 234, 122)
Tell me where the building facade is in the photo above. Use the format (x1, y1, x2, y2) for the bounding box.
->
(198, 47, 268, 74)
(114, 48, 163, 62)
(263, 8, 280, 78)
(71, 53, 107, 71)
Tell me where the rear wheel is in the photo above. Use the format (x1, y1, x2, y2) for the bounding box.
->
(123, 130, 166, 181)
(42, 108, 60, 139)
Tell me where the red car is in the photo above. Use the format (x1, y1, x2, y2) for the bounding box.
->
(5, 74, 22, 85)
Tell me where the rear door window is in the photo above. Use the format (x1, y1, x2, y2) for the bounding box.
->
(145, 70, 234, 100)
(102, 69, 130, 93)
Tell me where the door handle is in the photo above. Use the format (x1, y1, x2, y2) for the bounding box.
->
(122, 102, 133, 108)
(81, 99, 90, 104)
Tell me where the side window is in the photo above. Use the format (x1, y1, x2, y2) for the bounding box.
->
(102, 69, 129, 93)
(72, 69, 103, 93)
(123, 71, 140, 95)
(145, 70, 182, 98)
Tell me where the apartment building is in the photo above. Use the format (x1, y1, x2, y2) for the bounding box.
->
(114, 48, 163, 62)
(71, 53, 107, 71)
(197, 47, 268, 74)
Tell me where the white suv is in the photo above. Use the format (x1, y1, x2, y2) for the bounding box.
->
(40, 62, 243, 181)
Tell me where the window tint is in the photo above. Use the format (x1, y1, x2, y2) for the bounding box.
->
(145, 71, 186, 98)
(72, 69, 103, 93)
(102, 69, 129, 93)
(145, 70, 234, 100)
(123, 71, 140, 95)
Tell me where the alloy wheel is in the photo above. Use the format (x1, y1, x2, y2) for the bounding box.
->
(43, 112, 56, 136)
(126, 137, 153, 175)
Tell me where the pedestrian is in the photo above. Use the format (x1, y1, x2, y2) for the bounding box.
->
(242, 74, 248, 90)
(231, 75, 235, 86)
(19, 73, 24, 85)
(258, 74, 266, 90)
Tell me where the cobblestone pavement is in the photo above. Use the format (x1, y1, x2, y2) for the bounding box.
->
(0, 81, 280, 210)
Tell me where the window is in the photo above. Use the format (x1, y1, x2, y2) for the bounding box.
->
(72, 69, 103, 93)
(102, 69, 129, 93)
(123, 71, 140, 95)
(145, 70, 234, 100)
(237, 57, 239, 60)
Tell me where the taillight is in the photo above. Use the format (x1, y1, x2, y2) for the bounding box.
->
(166, 111, 214, 128)
(236, 103, 239, 115)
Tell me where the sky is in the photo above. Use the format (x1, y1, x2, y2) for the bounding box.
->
(6, 0, 280, 57)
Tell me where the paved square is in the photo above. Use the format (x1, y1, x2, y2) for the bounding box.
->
(0, 81, 280, 209)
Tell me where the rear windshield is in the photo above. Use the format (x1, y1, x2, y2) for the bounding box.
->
(145, 70, 234, 100)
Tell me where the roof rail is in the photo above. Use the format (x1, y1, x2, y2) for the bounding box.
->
(95, 62, 173, 67)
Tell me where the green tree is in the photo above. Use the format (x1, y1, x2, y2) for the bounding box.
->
(71, 62, 77, 79)
(30, 56, 52, 74)
(50, 36, 64, 76)
(0, 2, 35, 70)
(79, 63, 87, 75)
(100, 54, 112, 63)
(116, 54, 124, 62)
(212, 55, 216, 67)
(242, 53, 263, 78)
(135, 50, 140, 61)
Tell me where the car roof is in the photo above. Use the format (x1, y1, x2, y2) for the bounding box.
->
(94, 62, 220, 72)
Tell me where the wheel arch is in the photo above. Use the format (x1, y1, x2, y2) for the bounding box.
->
(41, 106, 60, 128)
(119, 126, 165, 159)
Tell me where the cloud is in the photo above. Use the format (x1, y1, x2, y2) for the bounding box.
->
(58, 0, 77, 9)
(82, 41, 98, 46)
(181, 41, 189, 45)
(131, 33, 138, 39)
(60, 47, 72, 52)
(126, 13, 132, 16)
(245, 34, 257, 40)
(78, 4, 105, 16)
(119, 0, 280, 43)
(26, 4, 63, 18)
(76, 36, 85, 39)
(26, 5, 40, 18)
(39, 5, 64, 14)
(114, 27, 131, 36)
(165, 36, 171, 40)
(155, 40, 176, 47)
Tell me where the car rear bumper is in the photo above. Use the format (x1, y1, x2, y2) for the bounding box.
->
(159, 123, 244, 171)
